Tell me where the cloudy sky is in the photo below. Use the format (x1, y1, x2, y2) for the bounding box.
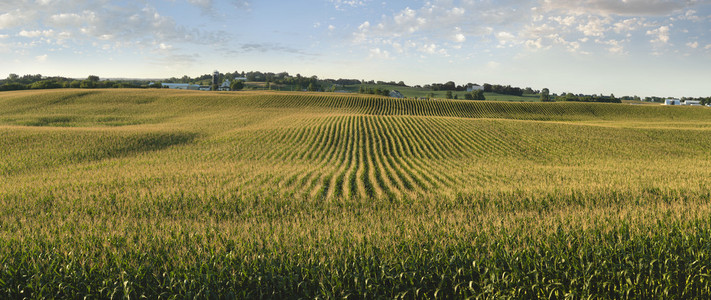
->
(1, 0, 710, 97)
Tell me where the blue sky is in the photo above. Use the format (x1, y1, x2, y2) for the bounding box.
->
(1, 0, 710, 97)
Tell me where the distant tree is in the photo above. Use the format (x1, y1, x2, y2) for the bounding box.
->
(0, 82, 27, 91)
(471, 90, 485, 100)
(307, 83, 317, 91)
(80, 80, 96, 88)
(446, 90, 453, 99)
(483, 83, 492, 92)
(443, 81, 456, 90)
(7, 73, 19, 81)
(30, 80, 62, 89)
(87, 75, 100, 82)
(540, 88, 551, 102)
(230, 80, 244, 91)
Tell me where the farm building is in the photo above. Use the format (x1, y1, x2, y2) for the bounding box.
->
(466, 84, 484, 92)
(664, 98, 681, 105)
(218, 79, 231, 91)
(683, 100, 702, 106)
(389, 90, 405, 98)
(161, 83, 200, 90)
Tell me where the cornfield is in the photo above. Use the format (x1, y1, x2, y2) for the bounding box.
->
(2, 89, 711, 298)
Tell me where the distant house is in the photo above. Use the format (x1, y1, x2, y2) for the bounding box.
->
(389, 90, 405, 98)
(162, 83, 200, 90)
(664, 98, 681, 105)
(466, 84, 484, 92)
(218, 79, 231, 91)
(683, 100, 701, 106)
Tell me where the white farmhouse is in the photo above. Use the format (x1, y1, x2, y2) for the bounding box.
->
(218, 79, 231, 91)
(161, 83, 200, 90)
(466, 84, 484, 92)
(664, 98, 681, 105)
(683, 100, 701, 106)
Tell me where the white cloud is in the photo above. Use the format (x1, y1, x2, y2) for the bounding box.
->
(613, 18, 647, 33)
(368, 47, 390, 59)
(453, 33, 466, 43)
(596, 38, 626, 54)
(18, 30, 42, 38)
(421, 43, 438, 54)
(0, 10, 28, 29)
(495, 31, 516, 47)
(542, 0, 697, 16)
(35, 54, 48, 62)
(577, 16, 611, 37)
(330, 0, 368, 10)
(646, 25, 670, 44)
(525, 38, 543, 50)
(681, 9, 702, 22)
(3, 1, 226, 50)
(549, 15, 577, 27)
(18, 30, 55, 38)
(686, 41, 698, 48)
(48, 12, 88, 27)
(328, 25, 335, 31)
(351, 0, 532, 56)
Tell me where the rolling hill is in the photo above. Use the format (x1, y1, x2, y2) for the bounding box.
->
(2, 89, 711, 298)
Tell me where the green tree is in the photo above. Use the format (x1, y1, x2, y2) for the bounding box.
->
(471, 90, 485, 100)
(230, 80, 244, 91)
(540, 88, 551, 102)
(446, 90, 453, 99)
(80, 80, 96, 89)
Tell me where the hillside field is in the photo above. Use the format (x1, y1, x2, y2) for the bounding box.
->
(2, 89, 711, 298)
(339, 83, 542, 101)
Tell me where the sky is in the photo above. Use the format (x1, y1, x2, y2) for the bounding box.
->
(1, 0, 710, 97)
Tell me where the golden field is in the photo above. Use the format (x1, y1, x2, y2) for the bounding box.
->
(2, 89, 711, 298)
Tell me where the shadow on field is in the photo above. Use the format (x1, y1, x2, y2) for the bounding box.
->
(0, 130, 201, 176)
(21, 116, 78, 127)
(71, 132, 201, 162)
(47, 91, 101, 105)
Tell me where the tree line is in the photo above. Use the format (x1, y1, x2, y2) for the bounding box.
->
(0, 74, 153, 91)
(555, 93, 622, 103)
